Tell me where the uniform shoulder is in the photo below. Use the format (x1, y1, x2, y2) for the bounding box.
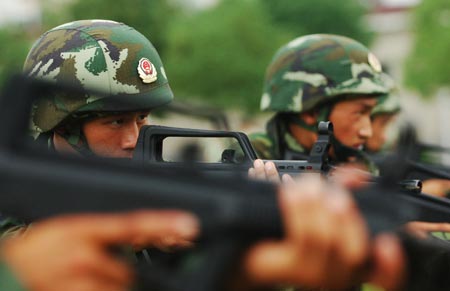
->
(0, 261, 27, 291)
(249, 132, 276, 159)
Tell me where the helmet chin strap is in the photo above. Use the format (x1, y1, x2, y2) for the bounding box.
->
(53, 111, 133, 158)
(330, 135, 379, 174)
(54, 123, 96, 158)
(287, 106, 331, 132)
(287, 105, 376, 167)
(330, 135, 364, 162)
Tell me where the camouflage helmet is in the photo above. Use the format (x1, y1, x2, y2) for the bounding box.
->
(261, 34, 393, 113)
(372, 90, 401, 116)
(24, 19, 173, 132)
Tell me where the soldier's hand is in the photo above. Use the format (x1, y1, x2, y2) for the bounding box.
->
(242, 174, 405, 290)
(404, 221, 450, 239)
(1, 210, 199, 291)
(422, 179, 450, 197)
(248, 159, 287, 184)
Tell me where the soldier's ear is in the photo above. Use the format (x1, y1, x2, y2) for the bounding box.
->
(299, 111, 318, 125)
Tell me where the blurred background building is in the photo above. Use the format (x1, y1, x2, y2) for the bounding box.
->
(0, 0, 40, 27)
(367, 0, 450, 163)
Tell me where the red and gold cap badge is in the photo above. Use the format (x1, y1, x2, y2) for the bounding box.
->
(138, 58, 158, 84)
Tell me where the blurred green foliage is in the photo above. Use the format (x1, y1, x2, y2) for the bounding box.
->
(0, 0, 372, 113)
(259, 0, 373, 45)
(405, 0, 450, 97)
(164, 0, 372, 112)
(164, 0, 292, 112)
(0, 28, 32, 89)
(50, 0, 181, 55)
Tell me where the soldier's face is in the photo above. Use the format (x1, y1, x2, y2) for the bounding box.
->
(328, 98, 377, 150)
(82, 111, 150, 158)
(365, 113, 397, 152)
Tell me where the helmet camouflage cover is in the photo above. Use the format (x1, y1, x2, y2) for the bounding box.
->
(261, 34, 393, 113)
(372, 88, 401, 116)
(24, 19, 173, 132)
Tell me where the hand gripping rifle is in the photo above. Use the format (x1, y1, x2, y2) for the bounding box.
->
(1, 75, 450, 290)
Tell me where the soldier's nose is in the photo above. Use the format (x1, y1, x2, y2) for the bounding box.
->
(121, 123, 139, 150)
(359, 125, 373, 139)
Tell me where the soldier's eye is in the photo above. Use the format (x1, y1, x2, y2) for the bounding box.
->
(354, 108, 367, 116)
(138, 114, 148, 122)
(111, 119, 124, 125)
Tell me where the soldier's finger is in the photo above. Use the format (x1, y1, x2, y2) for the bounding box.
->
(318, 190, 368, 288)
(244, 241, 336, 288)
(284, 179, 338, 279)
(293, 207, 334, 284)
(279, 178, 324, 240)
(63, 276, 128, 291)
(405, 221, 450, 234)
(60, 211, 200, 245)
(281, 173, 295, 186)
(243, 241, 300, 285)
(253, 159, 267, 180)
(84, 251, 134, 287)
(329, 191, 369, 271)
(330, 166, 371, 190)
(369, 234, 405, 291)
(248, 167, 256, 179)
(264, 161, 281, 183)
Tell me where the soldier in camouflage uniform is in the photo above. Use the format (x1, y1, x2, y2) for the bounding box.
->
(365, 90, 401, 153)
(364, 89, 450, 198)
(0, 18, 177, 278)
(1, 19, 174, 238)
(0, 19, 186, 291)
(23, 19, 173, 158)
(250, 34, 393, 170)
(363, 89, 450, 238)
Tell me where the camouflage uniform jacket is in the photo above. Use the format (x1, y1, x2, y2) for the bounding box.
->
(251, 115, 379, 176)
(250, 115, 310, 161)
(0, 134, 53, 239)
(0, 262, 26, 291)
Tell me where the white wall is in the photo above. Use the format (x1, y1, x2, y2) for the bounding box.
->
(368, 9, 450, 147)
(0, 0, 41, 26)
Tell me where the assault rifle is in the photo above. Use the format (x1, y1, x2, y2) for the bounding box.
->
(130, 118, 440, 196)
(132, 122, 331, 176)
(1, 75, 450, 290)
(370, 125, 450, 181)
(154, 99, 231, 130)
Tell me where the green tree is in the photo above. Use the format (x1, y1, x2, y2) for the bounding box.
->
(49, 0, 182, 55)
(0, 27, 31, 89)
(164, 0, 292, 112)
(405, 0, 450, 97)
(164, 0, 372, 113)
(259, 0, 373, 45)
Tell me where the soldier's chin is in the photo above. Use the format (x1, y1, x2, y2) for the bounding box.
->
(91, 149, 133, 159)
